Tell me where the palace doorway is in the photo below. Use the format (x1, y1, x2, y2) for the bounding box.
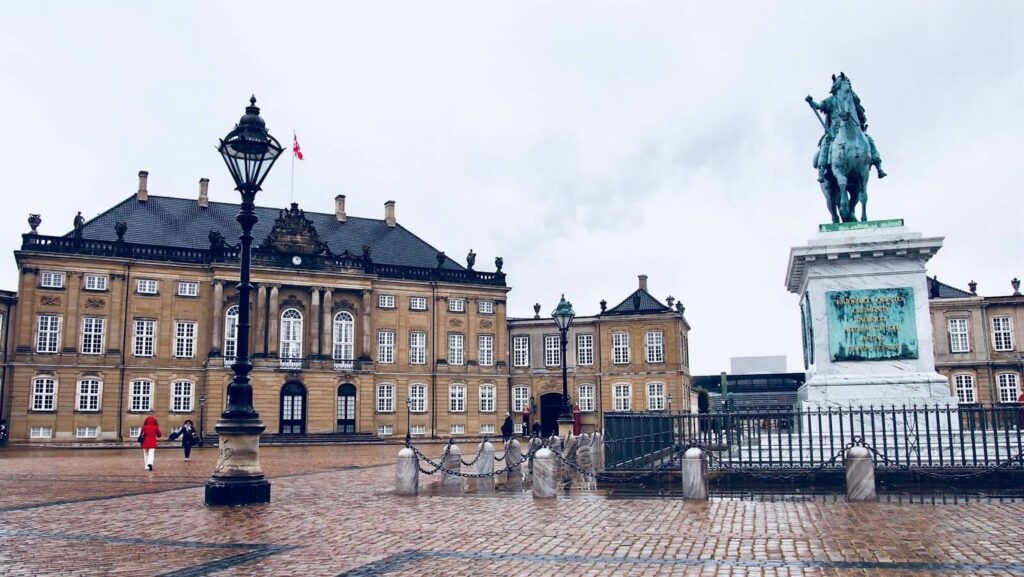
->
(279, 381, 307, 434)
(337, 383, 357, 433)
(540, 392, 563, 438)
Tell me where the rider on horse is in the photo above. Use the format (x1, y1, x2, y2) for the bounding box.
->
(806, 74, 887, 184)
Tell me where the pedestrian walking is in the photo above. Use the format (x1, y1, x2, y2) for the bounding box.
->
(521, 405, 531, 437)
(139, 415, 161, 471)
(178, 419, 199, 461)
(501, 412, 514, 443)
(531, 420, 541, 438)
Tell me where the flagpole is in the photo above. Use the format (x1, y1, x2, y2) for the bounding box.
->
(290, 131, 295, 203)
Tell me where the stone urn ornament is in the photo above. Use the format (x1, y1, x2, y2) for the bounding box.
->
(28, 213, 41, 234)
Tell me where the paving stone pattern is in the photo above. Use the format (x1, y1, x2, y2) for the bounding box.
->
(1, 444, 1023, 576)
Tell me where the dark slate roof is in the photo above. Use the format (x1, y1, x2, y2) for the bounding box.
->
(72, 195, 464, 270)
(927, 277, 974, 299)
(603, 288, 672, 315)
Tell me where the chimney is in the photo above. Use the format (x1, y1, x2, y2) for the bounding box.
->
(335, 195, 347, 222)
(198, 178, 209, 208)
(384, 200, 396, 227)
(638, 274, 648, 291)
(137, 170, 149, 202)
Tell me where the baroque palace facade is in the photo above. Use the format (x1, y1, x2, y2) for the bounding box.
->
(0, 173, 696, 443)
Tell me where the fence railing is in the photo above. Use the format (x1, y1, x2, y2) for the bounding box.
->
(604, 404, 1024, 472)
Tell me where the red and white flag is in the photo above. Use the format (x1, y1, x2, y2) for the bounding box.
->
(292, 133, 304, 160)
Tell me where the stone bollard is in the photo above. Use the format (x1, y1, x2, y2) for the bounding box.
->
(441, 444, 464, 495)
(505, 439, 524, 490)
(845, 446, 877, 501)
(532, 448, 557, 499)
(476, 441, 496, 492)
(680, 448, 708, 500)
(592, 431, 604, 472)
(395, 447, 419, 496)
(561, 434, 578, 486)
(549, 435, 563, 486)
(524, 437, 542, 483)
(576, 437, 595, 490)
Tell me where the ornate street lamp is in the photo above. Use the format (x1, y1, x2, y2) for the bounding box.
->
(552, 295, 576, 437)
(205, 96, 283, 506)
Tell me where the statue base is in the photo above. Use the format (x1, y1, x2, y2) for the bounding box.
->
(204, 418, 271, 506)
(786, 220, 956, 412)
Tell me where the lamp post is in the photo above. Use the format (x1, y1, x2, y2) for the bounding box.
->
(405, 397, 412, 444)
(198, 395, 207, 444)
(205, 96, 283, 506)
(552, 295, 576, 438)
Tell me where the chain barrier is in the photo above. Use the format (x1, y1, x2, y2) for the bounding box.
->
(406, 439, 545, 479)
(858, 441, 1024, 480)
(459, 437, 489, 467)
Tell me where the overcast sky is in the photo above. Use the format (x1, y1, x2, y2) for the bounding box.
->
(1, 2, 1021, 375)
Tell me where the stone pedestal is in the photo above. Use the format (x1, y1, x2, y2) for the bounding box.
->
(205, 419, 270, 506)
(504, 440, 524, 490)
(476, 441, 495, 492)
(680, 448, 707, 500)
(440, 444, 463, 495)
(531, 448, 557, 499)
(845, 446, 877, 501)
(395, 447, 419, 496)
(786, 220, 956, 411)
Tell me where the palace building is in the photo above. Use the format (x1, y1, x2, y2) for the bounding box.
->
(507, 275, 693, 437)
(2, 172, 512, 442)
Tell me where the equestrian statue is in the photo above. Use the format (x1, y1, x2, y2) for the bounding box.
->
(805, 73, 886, 223)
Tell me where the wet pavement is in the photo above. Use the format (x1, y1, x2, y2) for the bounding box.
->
(1, 443, 1023, 576)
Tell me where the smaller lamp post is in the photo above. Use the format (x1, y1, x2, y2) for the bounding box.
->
(552, 295, 576, 438)
(198, 395, 207, 443)
(405, 397, 412, 444)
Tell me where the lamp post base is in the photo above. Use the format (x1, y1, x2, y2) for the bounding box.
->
(557, 417, 574, 439)
(204, 418, 270, 506)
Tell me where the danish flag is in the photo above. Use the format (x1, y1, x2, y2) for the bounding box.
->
(292, 133, 304, 160)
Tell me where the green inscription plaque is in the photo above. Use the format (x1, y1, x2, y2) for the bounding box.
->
(826, 287, 918, 361)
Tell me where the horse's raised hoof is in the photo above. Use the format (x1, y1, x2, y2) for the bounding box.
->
(877, 169, 887, 179)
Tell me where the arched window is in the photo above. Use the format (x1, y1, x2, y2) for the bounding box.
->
(130, 379, 154, 412)
(449, 384, 466, 412)
(224, 305, 239, 366)
(333, 311, 355, 369)
(512, 385, 530, 413)
(479, 384, 496, 413)
(76, 378, 102, 412)
(31, 376, 57, 411)
(280, 308, 303, 367)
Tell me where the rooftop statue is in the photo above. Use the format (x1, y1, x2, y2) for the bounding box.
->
(805, 73, 887, 223)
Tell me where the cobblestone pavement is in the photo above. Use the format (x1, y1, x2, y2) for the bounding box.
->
(2, 443, 1023, 576)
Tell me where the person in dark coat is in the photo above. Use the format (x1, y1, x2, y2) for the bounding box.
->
(139, 415, 161, 471)
(501, 412, 515, 443)
(179, 419, 199, 461)
(531, 420, 541, 438)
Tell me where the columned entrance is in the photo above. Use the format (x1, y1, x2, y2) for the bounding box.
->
(337, 383, 357, 433)
(540, 392, 562, 438)
(279, 381, 307, 434)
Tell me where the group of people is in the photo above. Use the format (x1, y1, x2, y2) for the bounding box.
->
(137, 416, 200, 471)
(500, 408, 542, 442)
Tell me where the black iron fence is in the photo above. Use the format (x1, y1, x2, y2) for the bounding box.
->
(604, 404, 1024, 472)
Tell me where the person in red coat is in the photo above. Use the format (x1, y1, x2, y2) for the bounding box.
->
(139, 415, 162, 471)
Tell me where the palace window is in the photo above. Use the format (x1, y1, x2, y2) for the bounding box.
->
(410, 331, 427, 365)
(647, 382, 666, 411)
(613, 383, 632, 411)
(133, 320, 155, 357)
(128, 426, 141, 439)
(578, 384, 596, 412)
(40, 271, 65, 289)
(612, 332, 630, 364)
(646, 331, 665, 363)
(174, 321, 197, 358)
(512, 385, 530, 413)
(36, 314, 61, 353)
(30, 426, 52, 439)
(478, 334, 494, 366)
(76, 426, 98, 439)
(376, 384, 395, 413)
(31, 377, 57, 411)
(84, 274, 108, 291)
(948, 318, 970, 353)
(378, 294, 395, 309)
(136, 279, 158, 294)
(377, 330, 395, 364)
(992, 317, 1014, 351)
(76, 378, 102, 411)
(332, 311, 355, 367)
(409, 383, 427, 413)
(280, 308, 303, 366)
(409, 424, 426, 436)
(171, 380, 193, 412)
(176, 281, 199, 297)
(479, 384, 496, 413)
(997, 373, 1020, 403)
(544, 335, 561, 367)
(954, 374, 976, 404)
(377, 425, 395, 436)
(448, 333, 465, 365)
(512, 335, 530, 367)
(130, 379, 153, 412)
(448, 298, 465, 313)
(449, 384, 466, 412)
(478, 300, 494, 314)
(450, 424, 465, 435)
(410, 296, 428, 311)
(576, 334, 594, 366)
(480, 423, 495, 434)
(224, 306, 239, 362)
(81, 317, 106, 355)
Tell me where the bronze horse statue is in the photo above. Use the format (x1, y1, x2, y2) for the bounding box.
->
(813, 74, 874, 223)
